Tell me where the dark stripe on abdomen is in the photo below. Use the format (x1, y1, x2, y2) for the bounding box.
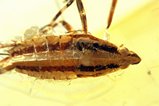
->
(16, 64, 119, 72)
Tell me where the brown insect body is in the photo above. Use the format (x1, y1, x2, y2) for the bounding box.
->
(0, 31, 141, 79)
(0, 0, 141, 79)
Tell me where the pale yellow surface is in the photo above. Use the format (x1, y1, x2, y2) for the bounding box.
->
(0, 0, 159, 106)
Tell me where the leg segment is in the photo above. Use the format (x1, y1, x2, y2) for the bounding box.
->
(76, 0, 88, 33)
(53, 20, 74, 32)
(0, 43, 16, 49)
(40, 20, 74, 33)
(40, 0, 75, 33)
(51, 0, 75, 24)
(107, 0, 117, 29)
(0, 53, 9, 55)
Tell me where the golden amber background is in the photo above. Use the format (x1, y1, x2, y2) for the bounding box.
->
(0, 0, 159, 106)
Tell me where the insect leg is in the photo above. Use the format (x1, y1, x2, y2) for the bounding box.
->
(0, 53, 9, 55)
(58, 20, 74, 32)
(44, 36, 51, 62)
(106, 0, 117, 29)
(76, 0, 88, 33)
(32, 40, 38, 61)
(51, 0, 75, 23)
(40, 20, 74, 33)
(0, 42, 17, 49)
(40, 0, 75, 33)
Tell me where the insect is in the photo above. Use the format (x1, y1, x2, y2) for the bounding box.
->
(0, 0, 141, 80)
